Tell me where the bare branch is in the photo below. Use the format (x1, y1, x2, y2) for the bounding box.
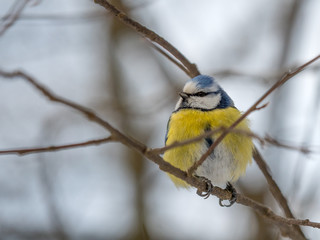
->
(237, 194, 320, 229)
(188, 54, 320, 176)
(93, 0, 200, 78)
(0, 137, 113, 155)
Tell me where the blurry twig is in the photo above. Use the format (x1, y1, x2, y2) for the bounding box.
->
(0, 0, 31, 36)
(0, 69, 320, 234)
(13, 12, 108, 24)
(94, 0, 200, 78)
(213, 69, 273, 81)
(148, 41, 190, 76)
(36, 156, 70, 240)
(213, 64, 320, 86)
(0, 137, 113, 155)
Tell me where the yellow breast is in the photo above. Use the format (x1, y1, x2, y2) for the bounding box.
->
(164, 107, 253, 187)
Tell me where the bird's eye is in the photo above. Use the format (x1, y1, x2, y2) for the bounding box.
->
(195, 91, 207, 97)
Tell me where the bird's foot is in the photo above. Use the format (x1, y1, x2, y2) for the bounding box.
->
(219, 182, 237, 207)
(196, 176, 213, 199)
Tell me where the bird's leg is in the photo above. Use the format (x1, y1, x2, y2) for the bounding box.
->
(195, 176, 213, 199)
(219, 182, 237, 207)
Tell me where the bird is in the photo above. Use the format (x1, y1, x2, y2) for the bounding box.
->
(163, 75, 253, 206)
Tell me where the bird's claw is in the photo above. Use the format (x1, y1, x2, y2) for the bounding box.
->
(219, 182, 237, 207)
(196, 176, 213, 199)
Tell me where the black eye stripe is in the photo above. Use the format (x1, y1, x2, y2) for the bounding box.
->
(195, 91, 206, 97)
(185, 90, 220, 97)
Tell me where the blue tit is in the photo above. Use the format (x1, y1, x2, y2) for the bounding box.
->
(164, 75, 253, 192)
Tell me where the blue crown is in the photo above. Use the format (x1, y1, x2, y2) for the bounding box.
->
(191, 75, 215, 88)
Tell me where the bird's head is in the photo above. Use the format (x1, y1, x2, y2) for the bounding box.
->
(175, 75, 234, 111)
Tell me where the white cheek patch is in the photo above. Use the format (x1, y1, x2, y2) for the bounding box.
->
(206, 95, 221, 109)
(190, 94, 221, 109)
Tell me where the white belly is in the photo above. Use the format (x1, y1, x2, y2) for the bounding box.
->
(194, 143, 235, 188)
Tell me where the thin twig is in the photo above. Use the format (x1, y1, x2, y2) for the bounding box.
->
(148, 41, 191, 76)
(151, 127, 311, 155)
(187, 54, 320, 176)
(263, 136, 310, 154)
(94, 0, 200, 78)
(0, 0, 31, 36)
(0, 137, 113, 155)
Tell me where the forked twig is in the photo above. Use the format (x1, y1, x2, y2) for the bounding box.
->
(0, 137, 113, 155)
(94, 0, 200, 78)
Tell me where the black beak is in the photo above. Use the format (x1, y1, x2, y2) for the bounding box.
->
(179, 92, 188, 100)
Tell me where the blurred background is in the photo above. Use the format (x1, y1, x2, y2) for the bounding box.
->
(0, 0, 320, 239)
